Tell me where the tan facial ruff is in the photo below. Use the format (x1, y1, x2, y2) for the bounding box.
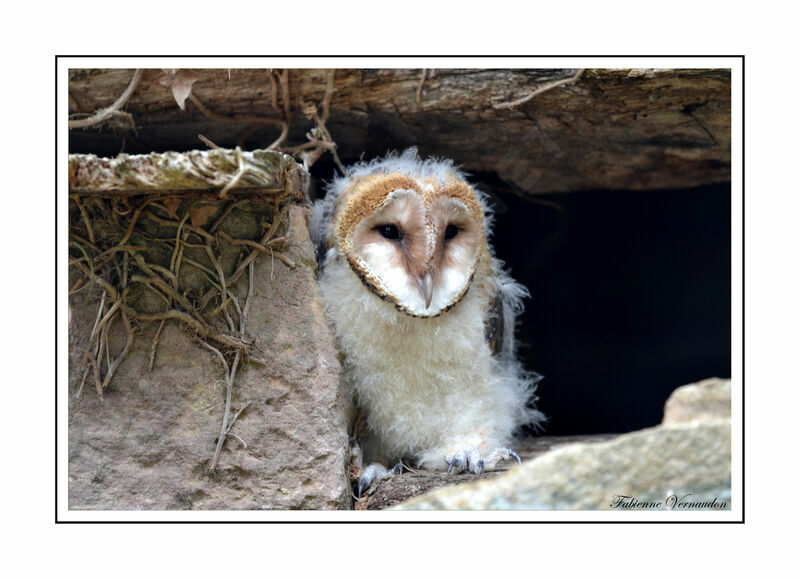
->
(333, 172, 488, 317)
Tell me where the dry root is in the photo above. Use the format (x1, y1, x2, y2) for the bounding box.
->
(492, 69, 585, 110)
(69, 191, 292, 471)
(194, 69, 345, 174)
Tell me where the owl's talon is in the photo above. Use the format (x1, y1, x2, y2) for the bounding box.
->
(481, 447, 523, 471)
(446, 447, 522, 474)
(356, 462, 403, 497)
(445, 450, 467, 474)
(357, 477, 371, 498)
(446, 458, 458, 474)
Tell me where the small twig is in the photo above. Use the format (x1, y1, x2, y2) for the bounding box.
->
(76, 289, 108, 398)
(226, 290, 243, 331)
(197, 340, 230, 376)
(145, 211, 215, 241)
(149, 263, 178, 285)
(492, 69, 585, 110)
(264, 236, 287, 248)
(69, 274, 90, 296)
(94, 299, 121, 338)
(399, 461, 420, 474)
(131, 308, 250, 350)
(85, 349, 103, 399)
(266, 69, 290, 150)
(216, 231, 280, 253)
(227, 401, 252, 432)
(268, 70, 280, 114)
(71, 196, 96, 243)
(198, 134, 220, 149)
(111, 197, 134, 216)
(208, 261, 255, 472)
(209, 351, 241, 472)
(319, 69, 335, 120)
(219, 147, 246, 199)
(278, 69, 291, 123)
(94, 316, 110, 397)
(237, 124, 263, 149)
(226, 432, 247, 449)
(148, 319, 166, 372)
(100, 308, 134, 391)
(220, 401, 252, 450)
(204, 244, 235, 332)
(69, 237, 99, 263)
(169, 212, 190, 276)
(69, 236, 94, 279)
(204, 295, 232, 320)
(241, 262, 254, 335)
(224, 205, 288, 286)
(270, 249, 275, 280)
(104, 325, 112, 375)
(271, 251, 295, 269)
(208, 199, 246, 234)
(69, 69, 143, 129)
(173, 230, 187, 289)
(129, 276, 172, 307)
(416, 68, 427, 104)
(299, 69, 345, 173)
(267, 122, 290, 151)
(99, 199, 156, 258)
(121, 252, 129, 288)
(180, 256, 217, 277)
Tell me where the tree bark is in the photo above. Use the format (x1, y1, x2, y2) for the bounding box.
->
(69, 68, 731, 195)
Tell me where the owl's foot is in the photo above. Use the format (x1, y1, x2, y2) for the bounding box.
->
(357, 462, 404, 497)
(348, 437, 404, 497)
(445, 447, 521, 474)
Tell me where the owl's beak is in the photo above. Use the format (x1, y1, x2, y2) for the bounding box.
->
(418, 272, 434, 309)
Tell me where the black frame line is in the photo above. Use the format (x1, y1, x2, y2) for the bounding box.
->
(56, 54, 744, 524)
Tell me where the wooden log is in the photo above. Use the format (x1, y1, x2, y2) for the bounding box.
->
(68, 68, 731, 195)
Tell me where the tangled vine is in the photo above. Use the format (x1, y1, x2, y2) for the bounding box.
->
(69, 190, 294, 471)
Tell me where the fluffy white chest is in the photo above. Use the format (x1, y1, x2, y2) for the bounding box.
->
(319, 255, 513, 464)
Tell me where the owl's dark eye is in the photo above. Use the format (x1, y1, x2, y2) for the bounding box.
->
(376, 224, 402, 240)
(444, 224, 459, 240)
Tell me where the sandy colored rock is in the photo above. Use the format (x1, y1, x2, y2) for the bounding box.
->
(662, 377, 731, 425)
(393, 379, 731, 510)
(68, 151, 351, 509)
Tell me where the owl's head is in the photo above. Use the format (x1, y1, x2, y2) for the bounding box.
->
(316, 149, 490, 317)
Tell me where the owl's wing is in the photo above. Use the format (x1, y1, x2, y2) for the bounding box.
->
(485, 267, 530, 361)
(309, 196, 337, 275)
(486, 270, 547, 430)
(484, 293, 505, 357)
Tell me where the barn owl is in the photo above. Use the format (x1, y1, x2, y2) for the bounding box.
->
(310, 148, 544, 495)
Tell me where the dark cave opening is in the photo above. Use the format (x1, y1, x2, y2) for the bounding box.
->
(485, 180, 731, 435)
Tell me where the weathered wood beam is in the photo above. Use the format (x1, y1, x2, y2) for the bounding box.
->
(68, 68, 731, 194)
